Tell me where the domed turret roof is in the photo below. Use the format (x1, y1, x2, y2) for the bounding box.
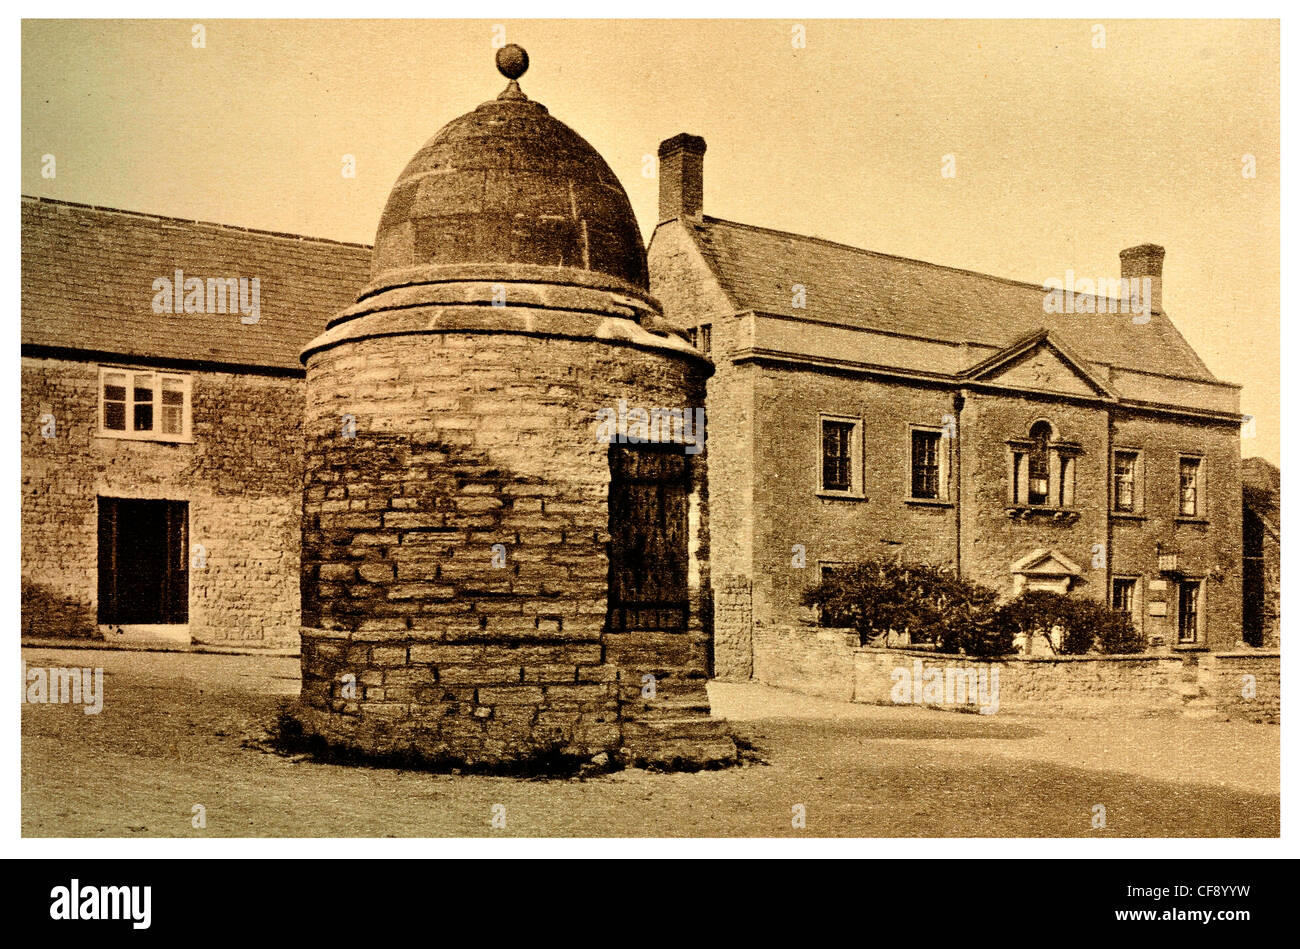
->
(368, 46, 648, 294)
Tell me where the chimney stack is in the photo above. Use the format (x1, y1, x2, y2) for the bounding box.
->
(1120, 243, 1165, 315)
(658, 133, 707, 224)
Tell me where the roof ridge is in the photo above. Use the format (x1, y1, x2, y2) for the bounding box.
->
(21, 194, 373, 250)
(698, 215, 1141, 307)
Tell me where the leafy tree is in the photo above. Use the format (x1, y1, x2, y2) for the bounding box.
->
(801, 559, 1006, 655)
(992, 590, 1144, 655)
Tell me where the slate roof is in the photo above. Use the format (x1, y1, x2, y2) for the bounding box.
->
(21, 196, 372, 371)
(685, 216, 1217, 382)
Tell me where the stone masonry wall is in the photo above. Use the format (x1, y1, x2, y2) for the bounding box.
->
(649, 221, 756, 681)
(854, 647, 1186, 717)
(713, 576, 753, 681)
(297, 330, 723, 764)
(21, 355, 303, 646)
(1192, 651, 1280, 724)
(1109, 411, 1243, 650)
(958, 390, 1108, 600)
(740, 372, 1245, 662)
(754, 623, 1279, 720)
(752, 624, 857, 701)
(749, 367, 960, 633)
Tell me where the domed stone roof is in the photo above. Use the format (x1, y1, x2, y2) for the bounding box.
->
(368, 48, 648, 294)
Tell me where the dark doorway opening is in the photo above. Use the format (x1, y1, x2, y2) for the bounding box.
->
(1242, 511, 1267, 647)
(607, 444, 690, 633)
(97, 497, 189, 624)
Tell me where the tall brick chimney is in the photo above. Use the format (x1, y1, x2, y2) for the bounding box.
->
(1120, 243, 1165, 314)
(658, 133, 706, 223)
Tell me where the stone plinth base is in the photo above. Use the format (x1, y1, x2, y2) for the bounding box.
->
(294, 629, 736, 771)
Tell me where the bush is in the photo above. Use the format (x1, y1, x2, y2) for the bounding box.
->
(954, 613, 1019, 659)
(801, 559, 1006, 656)
(1093, 607, 1147, 655)
(804, 563, 1146, 658)
(992, 590, 1144, 655)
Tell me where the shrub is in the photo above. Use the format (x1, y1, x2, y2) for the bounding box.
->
(801, 558, 1006, 656)
(1092, 607, 1147, 655)
(991, 590, 1144, 655)
(954, 614, 1019, 659)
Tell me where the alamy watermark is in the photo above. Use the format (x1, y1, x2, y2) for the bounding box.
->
(21, 661, 104, 714)
(152, 269, 260, 324)
(595, 398, 705, 455)
(49, 880, 150, 929)
(890, 659, 999, 715)
(1042, 272, 1152, 324)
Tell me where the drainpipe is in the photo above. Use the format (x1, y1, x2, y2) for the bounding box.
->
(953, 390, 967, 577)
(1105, 409, 1114, 617)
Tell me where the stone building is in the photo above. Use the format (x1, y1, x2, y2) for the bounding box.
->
(292, 48, 732, 766)
(649, 133, 1248, 676)
(21, 53, 1263, 719)
(21, 196, 368, 647)
(1242, 457, 1280, 648)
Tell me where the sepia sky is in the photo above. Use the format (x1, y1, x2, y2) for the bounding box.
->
(22, 19, 1279, 463)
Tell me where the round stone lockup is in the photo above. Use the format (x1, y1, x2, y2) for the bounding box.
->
(293, 50, 736, 769)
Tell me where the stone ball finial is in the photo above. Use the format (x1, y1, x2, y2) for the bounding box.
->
(496, 44, 529, 80)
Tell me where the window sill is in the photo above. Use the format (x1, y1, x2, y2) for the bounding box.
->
(1111, 511, 1146, 521)
(1175, 516, 1209, 526)
(816, 490, 866, 501)
(1006, 506, 1081, 523)
(905, 497, 953, 508)
(96, 431, 194, 445)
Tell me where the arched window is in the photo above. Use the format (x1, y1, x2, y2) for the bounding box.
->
(1027, 421, 1052, 505)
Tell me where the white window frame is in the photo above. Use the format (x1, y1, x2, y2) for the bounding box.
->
(1177, 454, 1206, 519)
(1009, 447, 1028, 505)
(907, 424, 949, 502)
(1175, 577, 1205, 646)
(1111, 574, 1141, 624)
(97, 366, 193, 443)
(817, 413, 864, 498)
(1112, 447, 1144, 514)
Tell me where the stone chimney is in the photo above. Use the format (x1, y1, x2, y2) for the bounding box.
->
(658, 133, 706, 223)
(1120, 243, 1165, 314)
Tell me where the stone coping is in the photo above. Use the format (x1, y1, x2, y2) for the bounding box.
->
(861, 645, 1279, 663)
(20, 636, 299, 658)
(332, 279, 664, 328)
(355, 263, 658, 310)
(301, 304, 710, 365)
(801, 628, 1277, 663)
(862, 647, 1179, 664)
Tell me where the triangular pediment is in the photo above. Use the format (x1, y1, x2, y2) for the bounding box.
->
(1010, 547, 1083, 577)
(963, 330, 1117, 400)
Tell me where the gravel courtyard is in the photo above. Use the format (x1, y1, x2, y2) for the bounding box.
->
(21, 646, 1279, 837)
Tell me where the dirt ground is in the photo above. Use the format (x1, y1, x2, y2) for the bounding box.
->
(20, 646, 1279, 837)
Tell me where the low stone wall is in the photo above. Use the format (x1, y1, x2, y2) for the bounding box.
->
(854, 648, 1185, 717)
(752, 624, 1280, 721)
(1193, 652, 1280, 724)
(751, 624, 858, 701)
